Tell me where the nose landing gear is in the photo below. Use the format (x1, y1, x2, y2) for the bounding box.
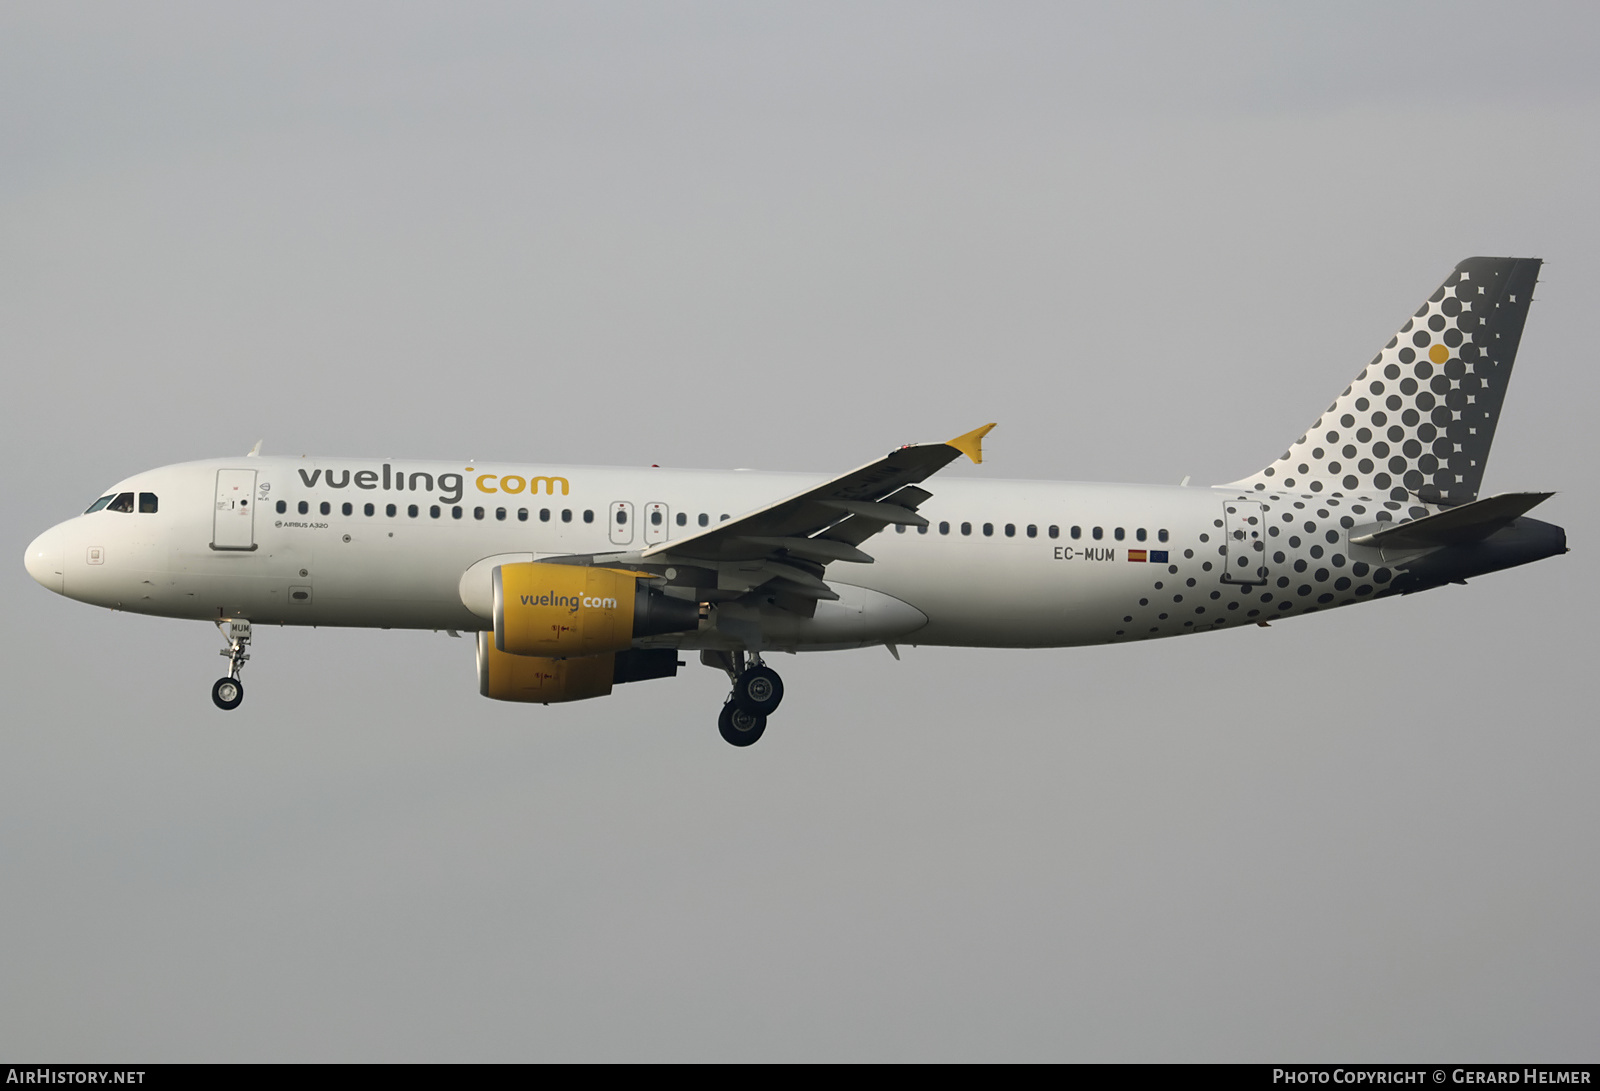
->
(212, 676, 243, 711)
(702, 650, 785, 746)
(212, 619, 251, 711)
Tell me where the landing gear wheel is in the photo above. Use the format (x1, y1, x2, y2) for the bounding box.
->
(718, 702, 767, 747)
(731, 665, 784, 715)
(212, 677, 244, 711)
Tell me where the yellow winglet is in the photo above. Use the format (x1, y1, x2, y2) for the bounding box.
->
(946, 422, 997, 465)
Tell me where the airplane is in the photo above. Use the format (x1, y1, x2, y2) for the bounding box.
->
(23, 257, 1567, 746)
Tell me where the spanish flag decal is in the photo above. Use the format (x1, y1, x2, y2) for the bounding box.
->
(1128, 550, 1147, 562)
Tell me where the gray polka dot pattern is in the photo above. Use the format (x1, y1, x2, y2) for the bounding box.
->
(1108, 493, 1393, 642)
(1230, 257, 1541, 507)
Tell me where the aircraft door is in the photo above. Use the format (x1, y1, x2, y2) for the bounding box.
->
(1220, 501, 1267, 585)
(644, 502, 669, 545)
(212, 469, 258, 551)
(609, 501, 634, 546)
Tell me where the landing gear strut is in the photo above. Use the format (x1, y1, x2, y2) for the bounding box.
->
(701, 650, 785, 746)
(212, 619, 251, 711)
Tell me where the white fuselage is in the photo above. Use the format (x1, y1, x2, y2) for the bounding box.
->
(26, 456, 1409, 651)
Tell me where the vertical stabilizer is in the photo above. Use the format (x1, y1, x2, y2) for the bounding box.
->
(1229, 257, 1541, 505)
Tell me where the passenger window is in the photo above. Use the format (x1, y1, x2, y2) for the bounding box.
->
(139, 493, 159, 514)
(276, 500, 287, 514)
(961, 522, 972, 536)
(540, 509, 550, 522)
(616, 510, 627, 525)
(320, 501, 331, 516)
(698, 514, 709, 527)
(1114, 527, 1125, 541)
(342, 502, 353, 516)
(1136, 528, 1147, 542)
(917, 524, 928, 534)
(107, 493, 135, 513)
(1093, 527, 1103, 540)
(517, 508, 528, 522)
(562, 509, 572, 523)
(1070, 526, 1081, 540)
(939, 521, 950, 535)
(496, 507, 507, 521)
(1026, 525, 1037, 538)
(1049, 525, 1060, 539)
(85, 495, 115, 514)
(364, 503, 376, 516)
(650, 510, 662, 526)
(430, 506, 441, 519)
(1004, 524, 1015, 537)
(386, 504, 397, 517)
(408, 504, 419, 518)
(1158, 528, 1169, 542)
(895, 524, 906, 534)
(982, 523, 993, 537)
(452, 506, 462, 519)
(676, 513, 687, 526)
(583, 510, 594, 524)
(298, 501, 309, 515)
(720, 514, 729, 521)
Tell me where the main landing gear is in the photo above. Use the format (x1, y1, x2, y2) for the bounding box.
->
(212, 619, 252, 711)
(703, 651, 785, 747)
(718, 702, 766, 747)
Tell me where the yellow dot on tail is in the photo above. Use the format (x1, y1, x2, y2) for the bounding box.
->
(1429, 343, 1449, 364)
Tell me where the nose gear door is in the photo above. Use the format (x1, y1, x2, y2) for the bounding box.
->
(1220, 501, 1268, 586)
(212, 469, 258, 551)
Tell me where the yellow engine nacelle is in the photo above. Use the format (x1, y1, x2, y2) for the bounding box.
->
(493, 562, 699, 657)
(477, 632, 615, 703)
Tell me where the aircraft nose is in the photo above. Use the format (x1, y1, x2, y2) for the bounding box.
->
(24, 524, 66, 594)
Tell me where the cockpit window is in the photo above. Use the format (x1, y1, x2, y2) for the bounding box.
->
(106, 492, 135, 513)
(85, 495, 115, 514)
(139, 493, 159, 513)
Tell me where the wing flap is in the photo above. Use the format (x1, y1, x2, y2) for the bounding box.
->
(816, 497, 930, 528)
(741, 537, 876, 564)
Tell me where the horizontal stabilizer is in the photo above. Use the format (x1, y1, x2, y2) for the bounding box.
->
(1350, 492, 1554, 550)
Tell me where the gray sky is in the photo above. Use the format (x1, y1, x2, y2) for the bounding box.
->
(3, 2, 1596, 1061)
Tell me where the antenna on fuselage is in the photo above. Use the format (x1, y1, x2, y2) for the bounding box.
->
(247, 440, 263, 457)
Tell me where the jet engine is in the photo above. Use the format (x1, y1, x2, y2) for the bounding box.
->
(492, 562, 700, 657)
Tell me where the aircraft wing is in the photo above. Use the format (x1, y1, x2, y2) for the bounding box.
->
(637, 424, 994, 601)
